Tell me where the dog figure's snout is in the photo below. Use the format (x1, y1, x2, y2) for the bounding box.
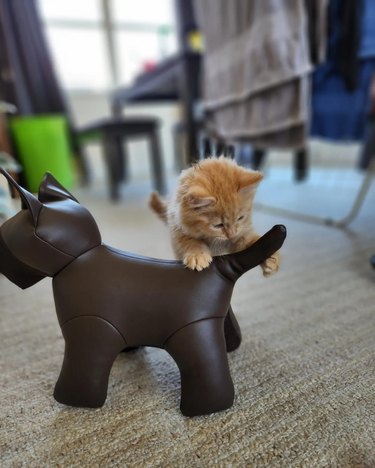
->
(0, 232, 45, 289)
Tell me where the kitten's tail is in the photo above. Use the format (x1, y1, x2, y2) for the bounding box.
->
(149, 191, 168, 223)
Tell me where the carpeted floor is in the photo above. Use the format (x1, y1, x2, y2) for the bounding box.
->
(1, 167, 375, 467)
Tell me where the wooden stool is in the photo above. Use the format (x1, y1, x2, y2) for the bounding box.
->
(78, 117, 167, 200)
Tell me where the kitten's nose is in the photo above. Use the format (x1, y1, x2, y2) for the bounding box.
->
(225, 227, 236, 239)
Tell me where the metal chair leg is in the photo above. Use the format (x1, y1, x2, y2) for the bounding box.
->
(215, 140, 224, 156)
(255, 160, 375, 229)
(251, 148, 267, 170)
(225, 144, 235, 159)
(202, 137, 212, 158)
(294, 148, 309, 182)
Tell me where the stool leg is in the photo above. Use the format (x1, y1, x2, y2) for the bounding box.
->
(216, 140, 226, 156)
(119, 137, 130, 183)
(109, 135, 130, 183)
(203, 137, 212, 158)
(225, 144, 235, 159)
(103, 136, 123, 201)
(251, 148, 267, 170)
(113, 135, 127, 183)
(149, 129, 167, 195)
(294, 148, 309, 182)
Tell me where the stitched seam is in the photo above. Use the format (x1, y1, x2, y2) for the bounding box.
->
(36, 206, 101, 261)
(35, 207, 75, 257)
(105, 244, 181, 265)
(35, 204, 42, 226)
(61, 315, 128, 346)
(162, 316, 224, 348)
(53, 244, 102, 277)
(34, 231, 75, 258)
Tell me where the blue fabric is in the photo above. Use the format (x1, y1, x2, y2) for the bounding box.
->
(360, 0, 375, 58)
(310, 59, 375, 142)
(310, 0, 375, 142)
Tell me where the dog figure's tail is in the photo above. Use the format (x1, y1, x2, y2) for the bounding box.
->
(149, 192, 168, 223)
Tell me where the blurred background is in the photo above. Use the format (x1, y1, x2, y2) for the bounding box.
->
(0, 0, 374, 234)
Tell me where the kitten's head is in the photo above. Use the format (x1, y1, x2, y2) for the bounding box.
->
(177, 157, 263, 242)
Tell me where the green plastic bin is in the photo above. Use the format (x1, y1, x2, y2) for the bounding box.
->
(9, 115, 75, 193)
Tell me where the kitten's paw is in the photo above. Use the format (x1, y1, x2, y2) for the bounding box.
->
(184, 252, 212, 271)
(261, 252, 280, 277)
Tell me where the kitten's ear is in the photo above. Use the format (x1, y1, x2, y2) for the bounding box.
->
(38, 172, 78, 203)
(238, 171, 263, 196)
(0, 168, 42, 224)
(185, 192, 216, 209)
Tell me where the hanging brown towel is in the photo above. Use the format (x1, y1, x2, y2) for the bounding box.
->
(194, 0, 328, 149)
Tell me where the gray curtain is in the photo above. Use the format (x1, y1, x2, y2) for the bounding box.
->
(0, 0, 68, 114)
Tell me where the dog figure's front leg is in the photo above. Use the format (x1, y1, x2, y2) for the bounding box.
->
(54, 316, 126, 408)
(165, 318, 234, 416)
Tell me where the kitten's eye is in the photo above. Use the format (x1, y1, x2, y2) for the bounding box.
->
(213, 223, 224, 229)
(237, 215, 244, 221)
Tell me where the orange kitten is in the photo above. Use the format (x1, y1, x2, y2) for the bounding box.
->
(149, 157, 280, 275)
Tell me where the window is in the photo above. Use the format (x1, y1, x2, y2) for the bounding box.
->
(112, 0, 175, 25)
(38, 0, 102, 22)
(112, 0, 178, 85)
(38, 0, 178, 91)
(44, 27, 111, 90)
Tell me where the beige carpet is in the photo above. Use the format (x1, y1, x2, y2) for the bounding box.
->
(1, 168, 375, 467)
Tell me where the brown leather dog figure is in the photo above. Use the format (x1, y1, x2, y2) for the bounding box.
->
(0, 169, 286, 416)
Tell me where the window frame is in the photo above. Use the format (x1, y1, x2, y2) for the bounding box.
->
(41, 0, 177, 91)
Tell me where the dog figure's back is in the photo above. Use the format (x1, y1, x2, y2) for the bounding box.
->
(0, 169, 286, 416)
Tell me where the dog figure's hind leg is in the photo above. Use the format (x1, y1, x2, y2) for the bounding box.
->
(54, 316, 126, 408)
(165, 318, 234, 417)
(224, 306, 242, 352)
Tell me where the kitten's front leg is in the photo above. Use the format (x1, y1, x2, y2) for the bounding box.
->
(238, 233, 280, 277)
(173, 231, 212, 271)
(183, 242, 213, 271)
(184, 250, 212, 271)
(261, 250, 280, 277)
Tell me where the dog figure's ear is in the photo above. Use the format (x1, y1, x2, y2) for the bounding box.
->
(38, 172, 79, 203)
(0, 168, 42, 225)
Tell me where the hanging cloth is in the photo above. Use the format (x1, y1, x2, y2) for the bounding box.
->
(194, 0, 326, 149)
(310, 0, 375, 142)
